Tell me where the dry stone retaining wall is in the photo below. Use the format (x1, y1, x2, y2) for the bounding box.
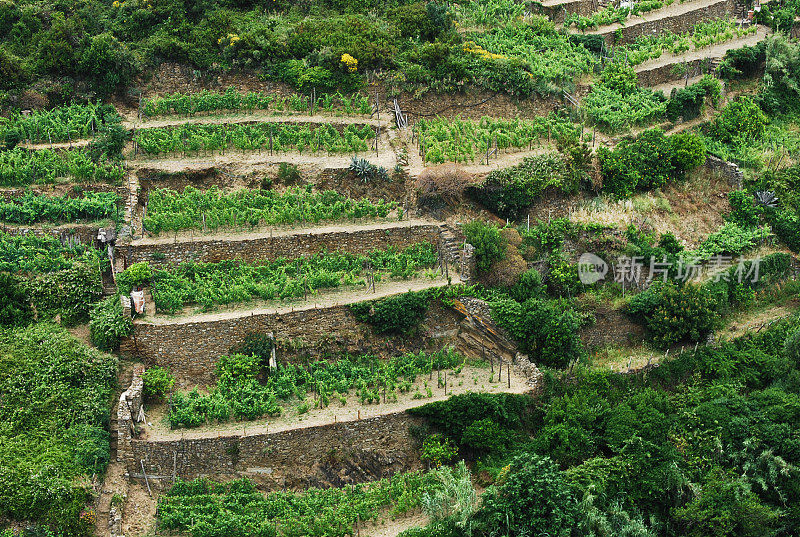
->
(121, 301, 462, 386)
(597, 0, 735, 45)
(128, 411, 424, 490)
(122, 224, 440, 267)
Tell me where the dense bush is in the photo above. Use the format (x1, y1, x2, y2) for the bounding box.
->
(463, 220, 506, 273)
(475, 453, 580, 537)
(492, 297, 585, 367)
(598, 129, 706, 198)
(116, 261, 152, 295)
(666, 75, 721, 122)
(350, 289, 431, 334)
(89, 295, 132, 351)
(625, 281, 720, 347)
(142, 366, 176, 401)
(707, 96, 768, 144)
(0, 324, 117, 535)
(407, 315, 800, 537)
(467, 152, 582, 220)
(0, 272, 32, 326)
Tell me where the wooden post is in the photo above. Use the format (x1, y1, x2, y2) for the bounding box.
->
(507, 364, 511, 388)
(140, 460, 152, 497)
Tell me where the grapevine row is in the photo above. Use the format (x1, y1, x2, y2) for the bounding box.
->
(0, 147, 125, 186)
(0, 191, 119, 224)
(134, 122, 376, 156)
(0, 102, 120, 144)
(413, 114, 579, 163)
(142, 87, 372, 118)
(159, 471, 440, 537)
(143, 186, 397, 235)
(168, 350, 464, 428)
(121, 242, 438, 313)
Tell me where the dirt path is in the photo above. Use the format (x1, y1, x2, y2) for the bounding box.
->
(636, 25, 771, 76)
(140, 273, 460, 326)
(401, 128, 557, 178)
(17, 139, 91, 150)
(132, 217, 435, 246)
(717, 302, 800, 340)
(124, 111, 386, 131)
(144, 361, 530, 442)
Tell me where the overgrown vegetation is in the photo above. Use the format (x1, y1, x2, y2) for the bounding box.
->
(0, 324, 117, 535)
(406, 315, 800, 537)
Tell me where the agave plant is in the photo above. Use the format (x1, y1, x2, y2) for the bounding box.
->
(754, 191, 778, 208)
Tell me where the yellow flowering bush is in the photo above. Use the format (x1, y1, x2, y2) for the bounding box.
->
(217, 34, 241, 47)
(340, 53, 358, 72)
(462, 41, 508, 61)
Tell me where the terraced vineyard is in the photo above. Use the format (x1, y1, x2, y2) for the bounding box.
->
(3, 0, 799, 536)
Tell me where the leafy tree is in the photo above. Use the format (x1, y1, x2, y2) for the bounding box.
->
(492, 297, 584, 368)
(708, 96, 768, 143)
(674, 469, 781, 537)
(761, 34, 800, 113)
(626, 281, 721, 348)
(475, 453, 580, 537)
(463, 220, 506, 273)
(80, 32, 138, 95)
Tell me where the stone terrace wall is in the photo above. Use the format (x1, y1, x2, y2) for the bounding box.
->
(705, 154, 744, 189)
(129, 411, 424, 490)
(538, 0, 596, 23)
(122, 224, 440, 268)
(636, 57, 711, 87)
(120, 301, 462, 386)
(598, 0, 735, 45)
(116, 364, 145, 467)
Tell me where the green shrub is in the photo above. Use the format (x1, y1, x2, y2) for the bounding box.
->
(599, 129, 706, 198)
(0, 272, 32, 327)
(475, 453, 579, 537)
(625, 281, 720, 348)
(421, 434, 458, 467)
(666, 75, 721, 122)
(350, 290, 430, 335)
(0, 324, 117, 533)
(467, 153, 580, 220)
(726, 191, 761, 227)
(117, 262, 153, 294)
(463, 220, 506, 273)
(708, 96, 768, 143)
(785, 329, 800, 365)
(89, 296, 132, 351)
(491, 297, 585, 367)
(142, 366, 176, 400)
